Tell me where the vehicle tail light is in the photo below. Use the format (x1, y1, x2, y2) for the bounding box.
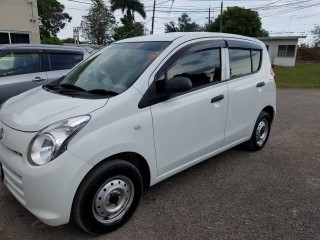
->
(270, 68, 276, 78)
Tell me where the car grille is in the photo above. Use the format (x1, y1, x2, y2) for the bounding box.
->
(2, 163, 26, 205)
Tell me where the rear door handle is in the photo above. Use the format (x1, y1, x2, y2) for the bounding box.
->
(32, 77, 46, 82)
(211, 94, 224, 103)
(256, 82, 265, 88)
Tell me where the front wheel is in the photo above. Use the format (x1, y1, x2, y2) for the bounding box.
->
(73, 160, 143, 235)
(245, 111, 271, 151)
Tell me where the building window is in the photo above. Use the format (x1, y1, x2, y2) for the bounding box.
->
(0, 32, 30, 44)
(0, 32, 10, 44)
(10, 33, 30, 43)
(277, 45, 296, 58)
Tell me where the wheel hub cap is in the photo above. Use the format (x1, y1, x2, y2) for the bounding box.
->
(92, 176, 134, 223)
(256, 119, 269, 147)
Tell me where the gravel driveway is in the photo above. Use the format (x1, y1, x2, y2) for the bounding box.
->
(1, 89, 320, 240)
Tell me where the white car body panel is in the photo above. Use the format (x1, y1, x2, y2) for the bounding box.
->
(1, 87, 107, 131)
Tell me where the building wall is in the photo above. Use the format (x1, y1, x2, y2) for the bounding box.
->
(261, 39, 299, 67)
(0, 0, 40, 44)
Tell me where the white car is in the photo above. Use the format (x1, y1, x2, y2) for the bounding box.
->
(0, 32, 276, 235)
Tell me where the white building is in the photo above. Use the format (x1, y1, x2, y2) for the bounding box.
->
(258, 36, 306, 67)
(0, 0, 40, 44)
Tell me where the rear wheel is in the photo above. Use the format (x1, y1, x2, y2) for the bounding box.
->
(73, 159, 143, 235)
(246, 111, 271, 151)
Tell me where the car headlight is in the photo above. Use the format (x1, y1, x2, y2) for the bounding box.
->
(28, 115, 90, 166)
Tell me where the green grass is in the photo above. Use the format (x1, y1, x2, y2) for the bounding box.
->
(273, 63, 320, 88)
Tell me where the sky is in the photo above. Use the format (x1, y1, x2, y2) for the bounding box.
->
(57, 0, 320, 44)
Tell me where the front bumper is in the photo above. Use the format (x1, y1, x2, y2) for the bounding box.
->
(0, 122, 93, 226)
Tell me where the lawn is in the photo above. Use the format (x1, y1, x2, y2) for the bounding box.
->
(273, 63, 320, 88)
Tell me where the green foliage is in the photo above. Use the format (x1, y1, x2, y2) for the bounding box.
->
(81, 0, 115, 45)
(274, 63, 320, 88)
(206, 6, 268, 37)
(61, 38, 76, 44)
(41, 36, 62, 45)
(165, 13, 203, 32)
(110, 0, 146, 24)
(37, 0, 72, 38)
(298, 43, 312, 49)
(112, 20, 145, 41)
(312, 25, 320, 45)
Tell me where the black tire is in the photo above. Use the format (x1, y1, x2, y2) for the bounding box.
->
(245, 111, 271, 151)
(73, 159, 143, 235)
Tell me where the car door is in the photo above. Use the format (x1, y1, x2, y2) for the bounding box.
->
(145, 40, 228, 176)
(223, 39, 267, 146)
(0, 49, 47, 103)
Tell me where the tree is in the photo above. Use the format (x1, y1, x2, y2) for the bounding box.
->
(110, 0, 146, 24)
(112, 19, 146, 41)
(81, 0, 115, 45)
(165, 13, 203, 32)
(206, 6, 268, 37)
(37, 0, 72, 39)
(312, 25, 320, 45)
(41, 36, 62, 45)
(61, 38, 76, 44)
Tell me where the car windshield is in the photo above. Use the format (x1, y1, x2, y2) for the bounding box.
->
(44, 41, 170, 98)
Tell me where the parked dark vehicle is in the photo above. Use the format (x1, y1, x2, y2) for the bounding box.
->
(0, 44, 92, 103)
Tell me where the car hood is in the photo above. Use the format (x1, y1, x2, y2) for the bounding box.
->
(1, 87, 108, 132)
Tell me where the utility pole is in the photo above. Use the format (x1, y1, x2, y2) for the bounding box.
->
(208, 7, 211, 25)
(73, 27, 80, 45)
(151, 0, 156, 35)
(220, 1, 223, 32)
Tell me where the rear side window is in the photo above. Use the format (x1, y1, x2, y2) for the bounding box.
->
(229, 49, 251, 78)
(229, 48, 262, 79)
(252, 50, 261, 72)
(73, 54, 83, 65)
(0, 52, 40, 77)
(48, 53, 83, 71)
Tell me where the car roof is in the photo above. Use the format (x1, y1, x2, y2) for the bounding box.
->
(116, 32, 263, 45)
(0, 44, 91, 53)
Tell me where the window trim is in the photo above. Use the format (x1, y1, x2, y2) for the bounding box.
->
(155, 40, 226, 80)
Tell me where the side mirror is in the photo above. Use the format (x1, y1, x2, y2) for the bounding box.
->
(167, 76, 192, 94)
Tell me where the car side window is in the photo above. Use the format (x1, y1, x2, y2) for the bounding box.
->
(229, 49, 251, 78)
(49, 53, 74, 71)
(156, 48, 221, 94)
(252, 50, 261, 72)
(229, 48, 262, 79)
(0, 52, 40, 77)
(73, 54, 83, 65)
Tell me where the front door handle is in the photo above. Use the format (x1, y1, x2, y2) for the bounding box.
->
(32, 77, 46, 82)
(256, 82, 265, 88)
(211, 94, 224, 103)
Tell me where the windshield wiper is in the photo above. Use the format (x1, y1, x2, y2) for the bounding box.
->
(87, 89, 119, 96)
(58, 84, 86, 92)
